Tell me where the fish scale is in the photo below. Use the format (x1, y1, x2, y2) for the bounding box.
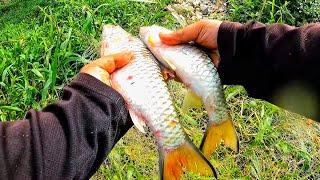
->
(102, 26, 185, 150)
(102, 25, 217, 179)
(187, 47, 228, 122)
(140, 25, 239, 158)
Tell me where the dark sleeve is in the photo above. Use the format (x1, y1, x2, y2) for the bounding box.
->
(217, 21, 320, 121)
(0, 73, 133, 179)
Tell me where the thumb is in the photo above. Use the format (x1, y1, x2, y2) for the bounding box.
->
(159, 22, 202, 45)
(209, 50, 221, 68)
(96, 51, 134, 73)
(80, 51, 133, 86)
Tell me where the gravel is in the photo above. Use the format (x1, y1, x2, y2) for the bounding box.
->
(166, 0, 226, 26)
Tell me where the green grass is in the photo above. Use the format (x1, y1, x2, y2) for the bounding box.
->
(94, 82, 320, 179)
(0, 0, 175, 120)
(1, 0, 320, 179)
(226, 0, 320, 25)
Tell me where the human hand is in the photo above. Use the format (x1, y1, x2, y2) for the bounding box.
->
(159, 20, 222, 67)
(80, 52, 133, 86)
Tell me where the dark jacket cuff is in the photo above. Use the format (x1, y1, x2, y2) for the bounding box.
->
(72, 73, 124, 103)
(217, 21, 245, 85)
(71, 73, 130, 123)
(217, 21, 243, 61)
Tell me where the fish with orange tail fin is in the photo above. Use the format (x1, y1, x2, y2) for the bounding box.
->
(139, 25, 239, 158)
(102, 25, 217, 179)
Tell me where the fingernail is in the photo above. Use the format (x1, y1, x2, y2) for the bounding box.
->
(159, 32, 170, 38)
(159, 33, 179, 45)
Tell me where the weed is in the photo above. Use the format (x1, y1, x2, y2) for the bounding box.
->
(1, 0, 320, 179)
(226, 0, 320, 25)
(0, 0, 175, 120)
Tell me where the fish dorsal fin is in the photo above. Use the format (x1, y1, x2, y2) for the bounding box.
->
(181, 89, 203, 113)
(129, 109, 147, 134)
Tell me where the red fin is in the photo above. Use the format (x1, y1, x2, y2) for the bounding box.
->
(162, 68, 176, 80)
(160, 138, 217, 180)
(159, 63, 176, 81)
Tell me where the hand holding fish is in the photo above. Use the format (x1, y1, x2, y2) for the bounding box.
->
(140, 25, 239, 158)
(80, 52, 134, 86)
(159, 20, 222, 67)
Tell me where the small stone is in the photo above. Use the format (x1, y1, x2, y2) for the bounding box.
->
(195, 12, 202, 19)
(192, 0, 200, 7)
(185, 5, 194, 12)
(168, 0, 224, 23)
(202, 7, 209, 15)
(200, 4, 207, 11)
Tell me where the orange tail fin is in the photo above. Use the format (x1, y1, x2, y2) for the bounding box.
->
(200, 117, 239, 158)
(160, 138, 217, 180)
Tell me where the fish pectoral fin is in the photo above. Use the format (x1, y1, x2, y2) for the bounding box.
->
(181, 89, 203, 113)
(200, 117, 239, 158)
(160, 64, 176, 81)
(160, 138, 217, 180)
(129, 109, 147, 134)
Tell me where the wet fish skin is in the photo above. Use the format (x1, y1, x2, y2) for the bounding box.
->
(102, 25, 185, 149)
(139, 25, 239, 157)
(102, 25, 217, 179)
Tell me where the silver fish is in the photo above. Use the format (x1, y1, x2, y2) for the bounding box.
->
(139, 25, 239, 158)
(101, 25, 216, 179)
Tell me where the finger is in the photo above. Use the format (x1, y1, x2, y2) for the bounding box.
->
(82, 65, 111, 86)
(113, 51, 134, 69)
(159, 22, 203, 45)
(92, 56, 115, 73)
(209, 50, 221, 68)
(94, 52, 134, 73)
